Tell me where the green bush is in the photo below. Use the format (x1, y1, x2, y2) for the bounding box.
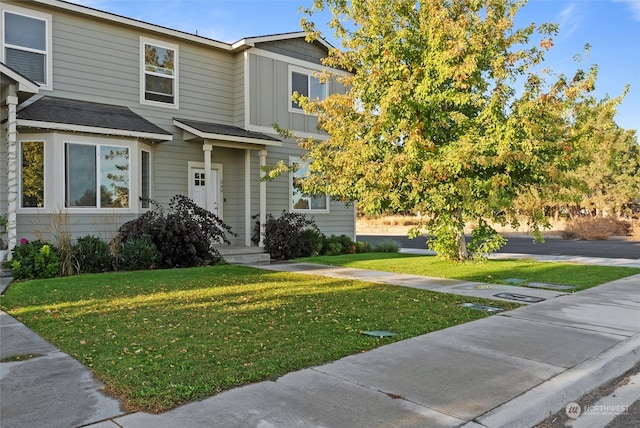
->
(300, 228, 325, 256)
(74, 235, 112, 273)
(322, 235, 356, 256)
(11, 240, 60, 280)
(118, 235, 161, 271)
(371, 239, 400, 253)
(118, 196, 236, 268)
(262, 211, 322, 260)
(355, 240, 373, 253)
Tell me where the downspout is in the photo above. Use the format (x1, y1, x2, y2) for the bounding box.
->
(6, 89, 19, 255)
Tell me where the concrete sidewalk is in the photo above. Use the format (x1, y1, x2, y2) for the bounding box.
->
(1, 255, 639, 428)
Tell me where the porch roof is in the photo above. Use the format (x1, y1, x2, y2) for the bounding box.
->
(0, 62, 39, 103)
(15, 96, 173, 141)
(173, 118, 281, 149)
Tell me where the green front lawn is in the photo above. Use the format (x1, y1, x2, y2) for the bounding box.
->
(1, 265, 519, 413)
(296, 253, 640, 291)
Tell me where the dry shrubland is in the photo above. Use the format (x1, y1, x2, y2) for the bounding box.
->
(562, 217, 632, 240)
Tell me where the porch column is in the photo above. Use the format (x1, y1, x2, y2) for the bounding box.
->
(259, 149, 267, 247)
(5, 90, 18, 254)
(203, 143, 213, 212)
(244, 149, 251, 247)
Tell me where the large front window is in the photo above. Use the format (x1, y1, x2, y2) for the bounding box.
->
(2, 9, 50, 86)
(290, 158, 328, 212)
(20, 141, 45, 208)
(65, 143, 130, 208)
(142, 38, 177, 106)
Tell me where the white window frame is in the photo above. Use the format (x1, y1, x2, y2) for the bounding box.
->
(19, 140, 46, 209)
(140, 36, 179, 108)
(288, 64, 327, 113)
(64, 141, 132, 210)
(140, 147, 152, 210)
(289, 156, 329, 213)
(1, 5, 53, 90)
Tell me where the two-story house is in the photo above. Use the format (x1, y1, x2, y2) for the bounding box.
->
(0, 0, 354, 259)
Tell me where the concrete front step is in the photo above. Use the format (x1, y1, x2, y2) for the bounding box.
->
(217, 246, 271, 265)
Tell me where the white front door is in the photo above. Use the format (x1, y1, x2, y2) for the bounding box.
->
(191, 168, 219, 217)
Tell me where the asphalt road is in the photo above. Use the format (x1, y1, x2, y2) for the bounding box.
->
(357, 234, 640, 259)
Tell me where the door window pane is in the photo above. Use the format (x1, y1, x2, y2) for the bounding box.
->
(21, 141, 44, 208)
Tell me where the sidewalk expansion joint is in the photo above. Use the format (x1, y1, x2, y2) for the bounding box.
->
(501, 313, 636, 339)
(309, 367, 456, 418)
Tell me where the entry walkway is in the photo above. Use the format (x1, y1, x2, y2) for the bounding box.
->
(1, 254, 639, 428)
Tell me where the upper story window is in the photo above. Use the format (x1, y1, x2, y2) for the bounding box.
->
(289, 65, 326, 111)
(141, 37, 178, 108)
(2, 7, 52, 89)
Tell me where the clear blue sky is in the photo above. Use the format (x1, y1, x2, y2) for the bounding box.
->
(71, 0, 639, 133)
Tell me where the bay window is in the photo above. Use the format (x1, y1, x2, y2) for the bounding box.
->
(65, 143, 130, 208)
(20, 141, 45, 208)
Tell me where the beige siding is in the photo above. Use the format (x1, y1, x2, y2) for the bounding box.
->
(263, 141, 355, 240)
(254, 39, 327, 65)
(248, 53, 323, 135)
(16, 212, 137, 243)
(233, 53, 245, 128)
(3, 1, 354, 244)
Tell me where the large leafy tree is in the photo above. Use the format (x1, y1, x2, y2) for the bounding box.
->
(514, 86, 638, 220)
(275, 0, 619, 260)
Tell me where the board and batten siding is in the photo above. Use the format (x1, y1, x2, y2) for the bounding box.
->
(254, 39, 327, 66)
(248, 53, 324, 135)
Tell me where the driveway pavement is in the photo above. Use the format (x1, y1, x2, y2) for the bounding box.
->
(1, 254, 639, 428)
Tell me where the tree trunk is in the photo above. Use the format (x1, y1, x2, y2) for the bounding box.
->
(455, 210, 468, 261)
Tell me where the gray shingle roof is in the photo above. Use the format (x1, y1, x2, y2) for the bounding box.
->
(17, 96, 171, 136)
(174, 118, 280, 142)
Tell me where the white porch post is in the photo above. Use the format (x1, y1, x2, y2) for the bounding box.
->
(244, 149, 251, 247)
(6, 90, 19, 254)
(259, 149, 267, 247)
(203, 143, 213, 212)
